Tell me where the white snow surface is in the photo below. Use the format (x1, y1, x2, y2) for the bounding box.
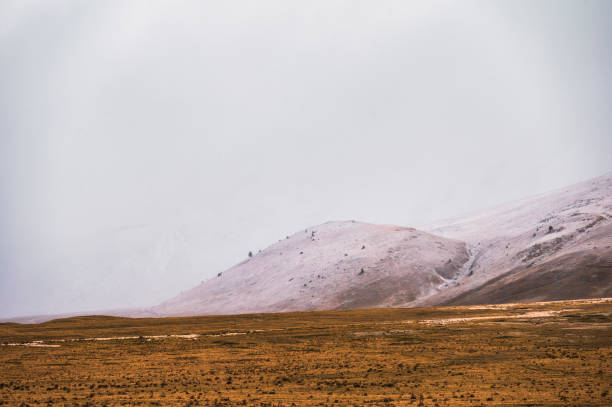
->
(152, 221, 469, 316)
(413, 172, 612, 306)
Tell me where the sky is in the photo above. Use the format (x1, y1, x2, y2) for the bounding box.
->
(1, 0, 611, 318)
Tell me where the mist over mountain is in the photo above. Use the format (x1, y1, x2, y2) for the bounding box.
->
(4, 172, 610, 323)
(2, 1, 612, 321)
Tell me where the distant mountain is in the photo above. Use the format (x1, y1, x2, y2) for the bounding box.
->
(4, 172, 611, 323)
(152, 222, 469, 316)
(154, 172, 611, 316)
(422, 172, 612, 305)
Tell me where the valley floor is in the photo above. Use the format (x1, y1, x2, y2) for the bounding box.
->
(1, 299, 611, 406)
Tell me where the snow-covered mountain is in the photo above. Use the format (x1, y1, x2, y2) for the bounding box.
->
(421, 172, 612, 305)
(153, 222, 469, 316)
(153, 172, 612, 316)
(3, 172, 611, 323)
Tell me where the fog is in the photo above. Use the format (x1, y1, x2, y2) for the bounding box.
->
(1, 0, 611, 317)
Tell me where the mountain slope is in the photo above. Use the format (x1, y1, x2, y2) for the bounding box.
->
(4, 172, 611, 323)
(152, 221, 469, 316)
(415, 172, 612, 306)
(155, 173, 612, 316)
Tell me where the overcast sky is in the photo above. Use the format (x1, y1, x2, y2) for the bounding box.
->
(1, 0, 611, 318)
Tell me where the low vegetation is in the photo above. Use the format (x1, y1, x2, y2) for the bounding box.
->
(1, 299, 610, 406)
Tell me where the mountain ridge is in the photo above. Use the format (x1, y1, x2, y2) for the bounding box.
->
(154, 172, 611, 315)
(3, 172, 611, 323)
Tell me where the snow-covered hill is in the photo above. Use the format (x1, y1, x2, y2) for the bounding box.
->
(152, 221, 469, 316)
(154, 173, 612, 316)
(418, 172, 612, 305)
(4, 172, 611, 323)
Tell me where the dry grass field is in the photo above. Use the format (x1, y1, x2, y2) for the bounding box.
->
(1, 299, 611, 406)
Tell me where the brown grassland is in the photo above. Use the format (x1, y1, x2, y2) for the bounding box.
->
(1, 299, 611, 406)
